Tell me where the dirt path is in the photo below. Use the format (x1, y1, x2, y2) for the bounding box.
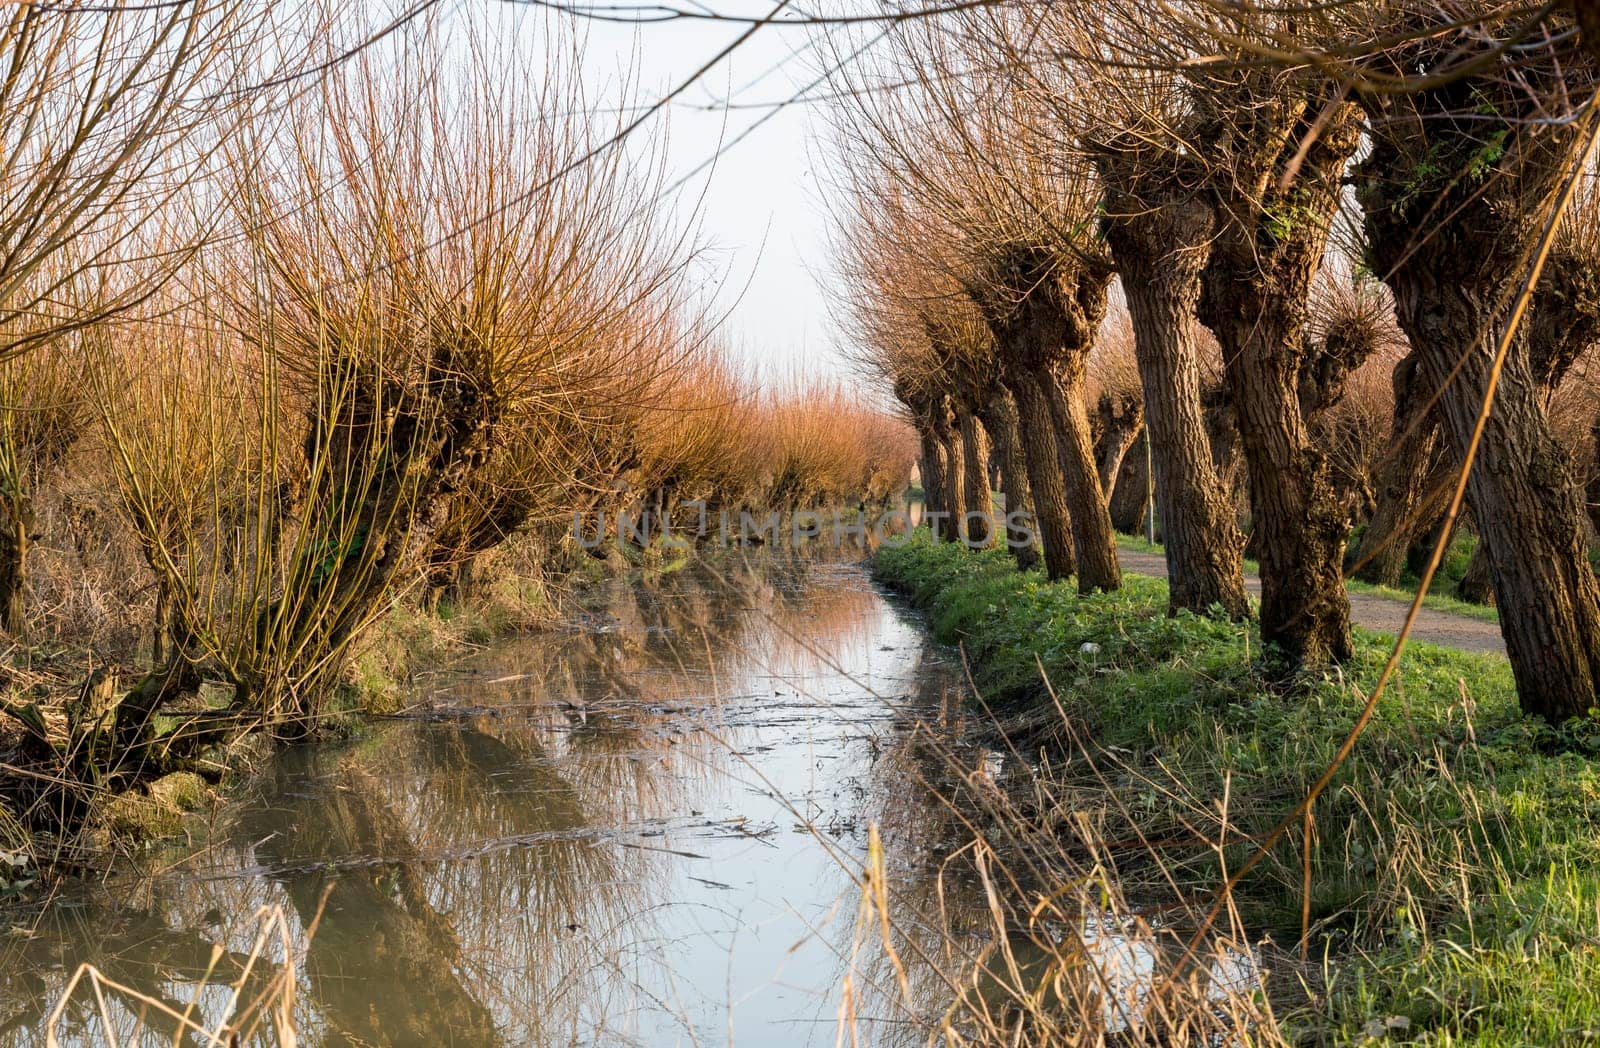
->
(1116, 549, 1507, 656)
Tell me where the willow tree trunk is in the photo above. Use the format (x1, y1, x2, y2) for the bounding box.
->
(1360, 70, 1600, 720)
(958, 411, 994, 547)
(1110, 432, 1150, 535)
(1093, 393, 1143, 497)
(1353, 358, 1443, 587)
(1206, 308, 1354, 664)
(978, 390, 1039, 571)
(916, 424, 953, 542)
(1456, 537, 1496, 606)
(936, 410, 967, 545)
(1004, 375, 1075, 581)
(1039, 367, 1120, 592)
(1100, 174, 1250, 617)
(1196, 97, 1360, 667)
(1589, 416, 1600, 535)
(975, 253, 1115, 591)
(1401, 288, 1600, 719)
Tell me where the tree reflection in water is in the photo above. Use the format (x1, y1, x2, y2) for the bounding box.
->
(1, 551, 950, 1047)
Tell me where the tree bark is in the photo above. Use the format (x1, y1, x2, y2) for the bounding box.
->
(1353, 357, 1444, 586)
(1110, 430, 1151, 535)
(1455, 538, 1496, 606)
(1588, 415, 1600, 536)
(1004, 373, 1075, 580)
(957, 410, 993, 547)
(1196, 94, 1361, 668)
(915, 423, 952, 542)
(935, 403, 966, 545)
(1204, 306, 1354, 665)
(1038, 367, 1121, 592)
(1393, 282, 1600, 719)
(1093, 391, 1143, 497)
(971, 250, 1117, 592)
(1359, 63, 1600, 720)
(1098, 164, 1250, 617)
(977, 389, 1039, 571)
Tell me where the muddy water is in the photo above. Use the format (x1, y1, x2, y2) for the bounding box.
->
(0, 554, 974, 1046)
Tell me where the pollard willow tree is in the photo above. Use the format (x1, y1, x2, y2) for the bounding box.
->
(1194, 75, 1365, 668)
(994, 5, 1253, 617)
(826, 15, 1121, 589)
(833, 182, 1044, 559)
(1046, 0, 1368, 660)
(1355, 4, 1600, 720)
(831, 196, 968, 543)
(1351, 183, 1600, 596)
(61, 23, 700, 798)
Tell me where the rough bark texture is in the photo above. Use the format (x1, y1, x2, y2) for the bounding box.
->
(1588, 416, 1600, 536)
(1039, 366, 1121, 592)
(958, 410, 994, 547)
(1097, 152, 1251, 617)
(1358, 33, 1600, 720)
(935, 402, 967, 545)
(1356, 254, 1600, 588)
(900, 378, 955, 543)
(0, 493, 26, 634)
(1376, 273, 1600, 720)
(1092, 390, 1143, 497)
(1110, 430, 1151, 535)
(1353, 358, 1443, 586)
(977, 389, 1040, 571)
(1456, 539, 1496, 606)
(915, 423, 953, 542)
(974, 248, 1119, 593)
(1196, 92, 1361, 668)
(1005, 373, 1076, 580)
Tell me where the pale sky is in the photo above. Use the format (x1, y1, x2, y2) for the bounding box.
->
(556, 2, 858, 383)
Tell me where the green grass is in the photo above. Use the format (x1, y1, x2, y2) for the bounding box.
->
(875, 534, 1600, 1045)
(1115, 534, 1500, 623)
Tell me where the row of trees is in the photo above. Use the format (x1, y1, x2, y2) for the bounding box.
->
(0, 12, 914, 832)
(834, 1, 1600, 721)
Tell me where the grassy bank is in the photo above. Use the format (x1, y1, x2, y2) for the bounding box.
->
(875, 534, 1600, 1045)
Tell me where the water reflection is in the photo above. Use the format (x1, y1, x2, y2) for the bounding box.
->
(0, 552, 953, 1046)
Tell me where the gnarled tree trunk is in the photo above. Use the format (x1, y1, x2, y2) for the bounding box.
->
(1353, 358, 1444, 586)
(1359, 31, 1600, 720)
(915, 423, 952, 541)
(1455, 538, 1496, 606)
(934, 400, 966, 545)
(978, 388, 1039, 571)
(1004, 373, 1075, 580)
(1196, 92, 1361, 668)
(0, 490, 27, 634)
(957, 410, 993, 547)
(973, 250, 1119, 593)
(1110, 430, 1151, 536)
(1385, 279, 1600, 719)
(1093, 390, 1143, 497)
(1097, 156, 1250, 617)
(1038, 365, 1120, 592)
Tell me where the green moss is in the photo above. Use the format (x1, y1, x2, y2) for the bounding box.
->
(147, 771, 206, 811)
(103, 792, 182, 839)
(874, 534, 1600, 1044)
